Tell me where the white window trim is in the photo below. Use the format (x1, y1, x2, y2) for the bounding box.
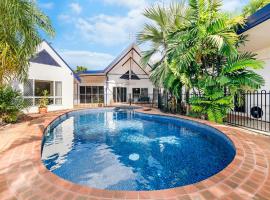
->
(23, 79, 63, 106)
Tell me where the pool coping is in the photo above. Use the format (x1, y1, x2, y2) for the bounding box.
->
(0, 108, 270, 200)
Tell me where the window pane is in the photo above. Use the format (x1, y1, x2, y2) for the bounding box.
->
(55, 98, 62, 105)
(80, 95, 86, 103)
(55, 82, 62, 96)
(99, 86, 104, 94)
(92, 95, 98, 103)
(23, 79, 33, 96)
(141, 88, 148, 97)
(99, 95, 104, 103)
(86, 95, 91, 103)
(92, 86, 98, 94)
(24, 98, 34, 106)
(86, 86, 92, 94)
(35, 80, 54, 96)
(80, 86, 86, 94)
(133, 88, 140, 99)
(113, 87, 116, 102)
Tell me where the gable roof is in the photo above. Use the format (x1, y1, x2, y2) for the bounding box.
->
(238, 4, 270, 34)
(34, 40, 81, 82)
(30, 49, 61, 67)
(76, 43, 153, 77)
(103, 43, 136, 73)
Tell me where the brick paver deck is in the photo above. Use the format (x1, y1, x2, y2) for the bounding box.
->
(0, 108, 270, 200)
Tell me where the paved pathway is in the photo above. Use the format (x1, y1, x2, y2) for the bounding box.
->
(0, 109, 270, 200)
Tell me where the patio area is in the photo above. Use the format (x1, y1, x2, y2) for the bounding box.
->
(0, 108, 270, 200)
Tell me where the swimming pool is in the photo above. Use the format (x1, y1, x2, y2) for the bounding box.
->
(41, 108, 235, 191)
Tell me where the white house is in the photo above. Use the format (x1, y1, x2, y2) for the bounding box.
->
(18, 40, 79, 113)
(74, 43, 156, 107)
(18, 41, 155, 113)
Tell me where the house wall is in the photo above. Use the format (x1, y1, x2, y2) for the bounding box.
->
(16, 42, 74, 113)
(255, 46, 270, 91)
(106, 51, 154, 105)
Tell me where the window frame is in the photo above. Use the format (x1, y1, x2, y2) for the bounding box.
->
(23, 79, 63, 106)
(79, 85, 104, 104)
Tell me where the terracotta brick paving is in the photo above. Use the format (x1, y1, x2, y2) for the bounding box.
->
(0, 108, 270, 200)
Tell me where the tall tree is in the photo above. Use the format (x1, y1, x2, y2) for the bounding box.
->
(0, 0, 55, 85)
(137, 2, 187, 88)
(75, 66, 88, 73)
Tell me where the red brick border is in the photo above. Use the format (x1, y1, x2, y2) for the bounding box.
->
(0, 108, 270, 200)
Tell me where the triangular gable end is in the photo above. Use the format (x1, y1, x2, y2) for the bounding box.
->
(30, 49, 61, 67)
(104, 43, 151, 75)
(33, 40, 81, 82)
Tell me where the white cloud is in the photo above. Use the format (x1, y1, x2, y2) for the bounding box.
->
(69, 3, 82, 14)
(39, 2, 54, 9)
(75, 7, 147, 46)
(59, 49, 114, 69)
(221, 0, 246, 13)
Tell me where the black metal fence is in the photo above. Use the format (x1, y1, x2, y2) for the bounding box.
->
(227, 90, 270, 132)
(158, 90, 270, 132)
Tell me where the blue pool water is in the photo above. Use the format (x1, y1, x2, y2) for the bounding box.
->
(41, 109, 235, 191)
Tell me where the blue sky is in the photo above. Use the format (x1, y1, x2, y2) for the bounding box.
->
(38, 0, 249, 70)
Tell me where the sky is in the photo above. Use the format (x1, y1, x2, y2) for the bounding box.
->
(38, 0, 249, 70)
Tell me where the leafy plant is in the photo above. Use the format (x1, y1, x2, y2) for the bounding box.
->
(39, 90, 49, 108)
(0, 0, 55, 85)
(138, 0, 265, 123)
(0, 86, 26, 123)
(190, 53, 264, 123)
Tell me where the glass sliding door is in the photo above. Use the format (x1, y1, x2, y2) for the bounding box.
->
(113, 87, 127, 103)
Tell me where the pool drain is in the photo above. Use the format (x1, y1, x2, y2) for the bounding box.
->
(129, 153, 140, 161)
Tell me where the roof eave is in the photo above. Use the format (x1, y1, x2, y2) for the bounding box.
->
(238, 4, 270, 34)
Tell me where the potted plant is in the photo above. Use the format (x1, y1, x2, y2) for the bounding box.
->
(38, 90, 49, 114)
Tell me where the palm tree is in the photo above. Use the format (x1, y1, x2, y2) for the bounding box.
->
(137, 2, 187, 88)
(170, 0, 265, 123)
(243, 0, 270, 17)
(0, 0, 55, 85)
(138, 0, 265, 123)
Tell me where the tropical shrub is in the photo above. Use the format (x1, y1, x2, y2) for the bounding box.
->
(0, 86, 26, 123)
(138, 0, 265, 123)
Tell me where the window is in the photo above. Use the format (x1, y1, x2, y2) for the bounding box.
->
(132, 88, 148, 99)
(35, 80, 54, 96)
(141, 88, 148, 97)
(80, 86, 104, 104)
(23, 80, 62, 106)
